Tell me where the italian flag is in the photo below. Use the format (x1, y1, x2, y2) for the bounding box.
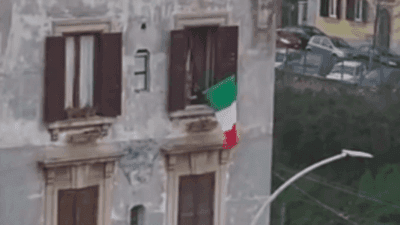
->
(205, 76, 238, 149)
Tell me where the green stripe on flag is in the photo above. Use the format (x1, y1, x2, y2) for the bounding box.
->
(206, 76, 237, 111)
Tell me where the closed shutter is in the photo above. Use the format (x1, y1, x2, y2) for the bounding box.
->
(75, 186, 99, 225)
(362, 0, 368, 22)
(320, 0, 329, 17)
(167, 30, 189, 112)
(194, 173, 215, 225)
(44, 36, 67, 123)
(58, 190, 76, 225)
(96, 33, 122, 117)
(214, 26, 238, 84)
(93, 33, 102, 115)
(178, 175, 196, 225)
(346, 0, 355, 20)
(336, 0, 342, 19)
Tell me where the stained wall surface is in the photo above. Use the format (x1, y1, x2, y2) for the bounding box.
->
(0, 0, 276, 224)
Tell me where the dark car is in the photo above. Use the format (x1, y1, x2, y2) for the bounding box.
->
(355, 45, 400, 67)
(276, 30, 302, 49)
(278, 25, 327, 49)
(378, 47, 400, 68)
(354, 45, 382, 62)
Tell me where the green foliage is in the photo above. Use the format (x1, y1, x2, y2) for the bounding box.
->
(273, 86, 400, 224)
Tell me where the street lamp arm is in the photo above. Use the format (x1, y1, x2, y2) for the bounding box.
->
(250, 152, 347, 225)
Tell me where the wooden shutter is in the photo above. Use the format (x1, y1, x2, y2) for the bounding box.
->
(95, 33, 122, 117)
(58, 189, 76, 225)
(75, 186, 99, 225)
(167, 30, 189, 112)
(214, 26, 238, 84)
(336, 0, 342, 19)
(178, 175, 196, 225)
(320, 0, 329, 17)
(346, 0, 355, 20)
(44, 36, 66, 123)
(194, 173, 215, 225)
(362, 0, 368, 22)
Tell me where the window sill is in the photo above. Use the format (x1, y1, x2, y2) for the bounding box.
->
(47, 116, 116, 142)
(169, 105, 215, 120)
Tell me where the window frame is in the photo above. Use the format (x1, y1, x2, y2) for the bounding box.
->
(134, 49, 150, 92)
(329, 0, 338, 18)
(62, 31, 100, 111)
(354, 0, 363, 22)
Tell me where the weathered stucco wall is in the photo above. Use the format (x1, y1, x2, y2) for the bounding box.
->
(0, 0, 276, 225)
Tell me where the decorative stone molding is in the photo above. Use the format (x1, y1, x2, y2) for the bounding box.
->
(174, 11, 229, 29)
(39, 144, 124, 225)
(47, 116, 114, 142)
(52, 18, 113, 36)
(161, 130, 236, 225)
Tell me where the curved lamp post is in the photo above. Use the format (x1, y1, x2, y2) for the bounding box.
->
(250, 149, 374, 225)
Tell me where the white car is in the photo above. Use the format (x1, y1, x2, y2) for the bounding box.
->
(326, 61, 366, 84)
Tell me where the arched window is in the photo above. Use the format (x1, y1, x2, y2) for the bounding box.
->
(130, 205, 145, 225)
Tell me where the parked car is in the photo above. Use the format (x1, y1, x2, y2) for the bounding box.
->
(325, 60, 366, 84)
(354, 45, 381, 62)
(276, 30, 302, 49)
(306, 35, 356, 61)
(377, 47, 400, 68)
(277, 25, 327, 49)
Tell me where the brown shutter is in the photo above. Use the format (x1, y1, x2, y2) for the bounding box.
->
(75, 186, 99, 225)
(194, 173, 215, 225)
(362, 0, 368, 22)
(320, 0, 329, 17)
(336, 0, 342, 19)
(346, 0, 355, 20)
(214, 26, 238, 84)
(178, 175, 196, 225)
(58, 189, 76, 225)
(95, 33, 122, 117)
(44, 36, 66, 123)
(168, 30, 189, 112)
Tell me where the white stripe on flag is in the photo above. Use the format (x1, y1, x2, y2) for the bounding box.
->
(215, 101, 237, 132)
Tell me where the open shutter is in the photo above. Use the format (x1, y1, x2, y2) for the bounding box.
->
(194, 173, 215, 225)
(336, 0, 342, 19)
(214, 26, 238, 84)
(362, 0, 368, 22)
(75, 186, 99, 225)
(320, 0, 329, 17)
(96, 33, 122, 117)
(346, 0, 355, 20)
(167, 30, 189, 112)
(178, 175, 196, 225)
(58, 189, 76, 225)
(44, 36, 66, 123)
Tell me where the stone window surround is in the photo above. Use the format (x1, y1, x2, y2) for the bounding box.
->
(170, 11, 230, 121)
(163, 11, 234, 225)
(47, 18, 121, 142)
(39, 147, 123, 225)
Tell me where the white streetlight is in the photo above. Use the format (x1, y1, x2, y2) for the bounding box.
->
(250, 149, 373, 225)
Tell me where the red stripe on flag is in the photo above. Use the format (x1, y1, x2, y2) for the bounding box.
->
(223, 124, 238, 149)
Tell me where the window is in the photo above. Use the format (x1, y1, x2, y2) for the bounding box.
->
(346, 0, 368, 22)
(167, 26, 238, 113)
(44, 31, 122, 123)
(134, 49, 150, 92)
(178, 173, 215, 225)
(329, 0, 337, 17)
(355, 0, 363, 21)
(130, 205, 145, 225)
(58, 185, 99, 225)
(320, 0, 341, 19)
(313, 37, 322, 44)
(322, 38, 333, 48)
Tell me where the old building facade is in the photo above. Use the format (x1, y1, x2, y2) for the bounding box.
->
(0, 0, 276, 225)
